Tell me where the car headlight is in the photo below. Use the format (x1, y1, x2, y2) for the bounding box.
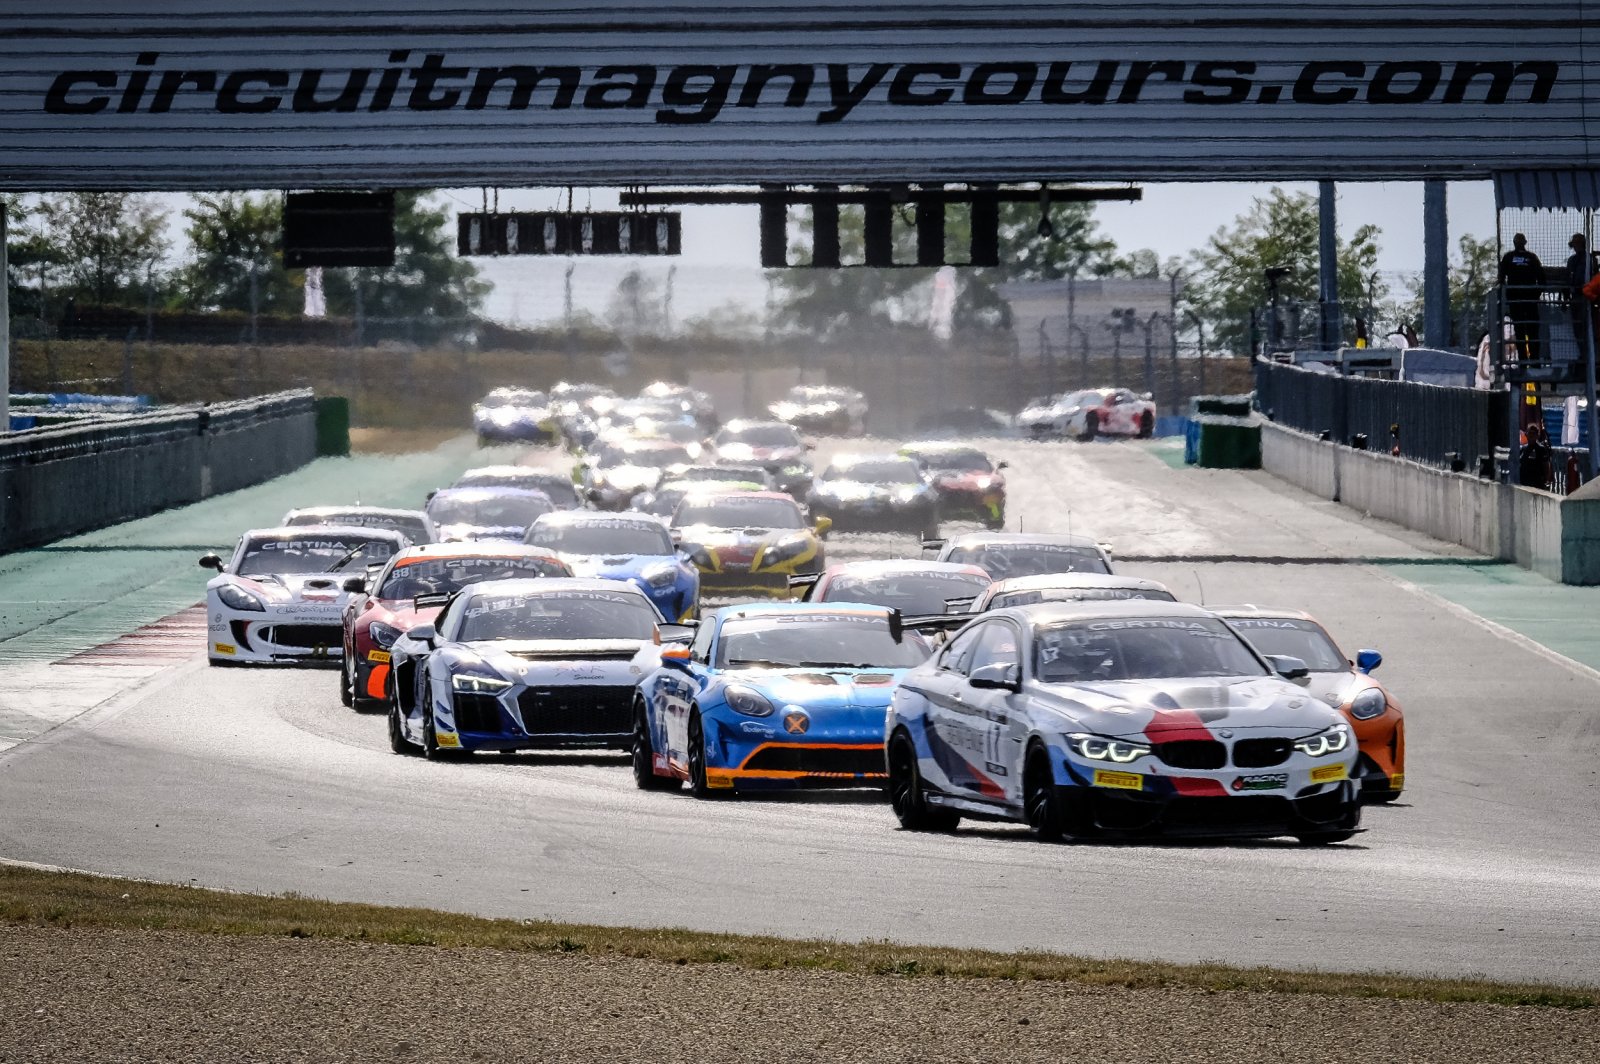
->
(971, 476, 994, 491)
(762, 536, 810, 562)
(726, 685, 775, 717)
(1348, 688, 1387, 720)
(641, 562, 678, 589)
(1066, 732, 1150, 764)
(892, 487, 925, 505)
(452, 673, 513, 694)
(368, 621, 403, 649)
(217, 583, 266, 612)
(1294, 724, 1352, 757)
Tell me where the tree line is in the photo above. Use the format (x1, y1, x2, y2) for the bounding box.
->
(1, 187, 1493, 354)
(2, 191, 485, 327)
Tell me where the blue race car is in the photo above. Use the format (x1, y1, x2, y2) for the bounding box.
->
(525, 511, 700, 622)
(632, 602, 932, 796)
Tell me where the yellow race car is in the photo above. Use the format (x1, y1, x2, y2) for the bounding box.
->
(669, 491, 830, 598)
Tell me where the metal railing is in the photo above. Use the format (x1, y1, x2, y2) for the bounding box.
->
(0, 390, 314, 469)
(1254, 359, 1505, 470)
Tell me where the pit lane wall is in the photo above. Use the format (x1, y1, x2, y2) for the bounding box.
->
(1261, 421, 1600, 585)
(0, 390, 316, 553)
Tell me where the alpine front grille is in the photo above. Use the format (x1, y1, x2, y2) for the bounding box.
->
(453, 694, 504, 733)
(515, 685, 633, 737)
(1153, 739, 1227, 770)
(741, 745, 884, 776)
(1232, 737, 1292, 768)
(262, 623, 340, 649)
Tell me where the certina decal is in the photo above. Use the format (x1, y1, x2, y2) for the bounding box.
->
(41, 55, 1560, 124)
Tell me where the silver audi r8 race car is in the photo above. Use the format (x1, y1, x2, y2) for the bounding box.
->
(385, 578, 685, 759)
(200, 526, 409, 666)
(887, 601, 1362, 843)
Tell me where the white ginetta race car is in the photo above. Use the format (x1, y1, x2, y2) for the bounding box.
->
(200, 526, 408, 666)
(887, 600, 1362, 843)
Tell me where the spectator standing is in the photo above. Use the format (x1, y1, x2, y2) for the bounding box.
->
(1499, 233, 1546, 361)
(1565, 233, 1597, 349)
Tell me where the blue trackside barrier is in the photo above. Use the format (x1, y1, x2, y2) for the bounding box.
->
(1154, 415, 1186, 438)
(1183, 418, 1202, 464)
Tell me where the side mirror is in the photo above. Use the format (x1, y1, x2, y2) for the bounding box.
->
(1265, 654, 1310, 682)
(660, 644, 693, 669)
(341, 576, 367, 594)
(1355, 649, 1383, 674)
(657, 623, 697, 644)
(813, 515, 833, 539)
(409, 623, 438, 647)
(198, 553, 224, 572)
(996, 461, 1009, 471)
(968, 661, 1022, 692)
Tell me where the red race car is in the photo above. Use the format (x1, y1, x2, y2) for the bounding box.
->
(899, 442, 1008, 529)
(339, 543, 571, 711)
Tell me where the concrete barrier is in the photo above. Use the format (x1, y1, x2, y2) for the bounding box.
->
(1261, 420, 1600, 584)
(0, 390, 317, 553)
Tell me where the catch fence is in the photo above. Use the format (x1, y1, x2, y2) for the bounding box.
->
(1253, 358, 1506, 470)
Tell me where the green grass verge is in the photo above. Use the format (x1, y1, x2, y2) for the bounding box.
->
(0, 864, 1590, 1009)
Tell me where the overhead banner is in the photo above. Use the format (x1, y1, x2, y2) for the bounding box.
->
(0, 1, 1594, 189)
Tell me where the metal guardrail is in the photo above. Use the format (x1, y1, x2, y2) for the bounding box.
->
(1254, 359, 1504, 469)
(0, 389, 314, 469)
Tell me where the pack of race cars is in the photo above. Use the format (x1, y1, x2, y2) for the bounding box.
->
(199, 379, 1405, 846)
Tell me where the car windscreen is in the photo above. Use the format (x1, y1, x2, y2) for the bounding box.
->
(991, 587, 1175, 609)
(455, 473, 577, 507)
(236, 535, 397, 575)
(1225, 617, 1348, 671)
(716, 614, 926, 669)
(821, 572, 992, 615)
(376, 555, 566, 600)
(427, 495, 552, 528)
(527, 521, 673, 556)
(607, 443, 694, 468)
(717, 424, 799, 447)
(1034, 618, 1268, 683)
(284, 511, 426, 541)
(458, 590, 656, 642)
(673, 497, 803, 529)
(824, 460, 921, 483)
(946, 544, 1110, 578)
(917, 449, 993, 473)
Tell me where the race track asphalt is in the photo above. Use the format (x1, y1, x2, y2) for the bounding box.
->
(2, 435, 1597, 987)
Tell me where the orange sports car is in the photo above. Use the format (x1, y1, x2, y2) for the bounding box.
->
(1214, 606, 1404, 804)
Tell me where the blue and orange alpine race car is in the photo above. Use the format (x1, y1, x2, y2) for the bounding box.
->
(631, 602, 931, 796)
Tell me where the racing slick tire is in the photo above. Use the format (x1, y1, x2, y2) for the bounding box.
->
(388, 700, 419, 756)
(1137, 412, 1154, 438)
(340, 651, 358, 708)
(632, 699, 681, 791)
(686, 711, 724, 800)
(1078, 412, 1099, 443)
(887, 730, 960, 832)
(1024, 743, 1077, 842)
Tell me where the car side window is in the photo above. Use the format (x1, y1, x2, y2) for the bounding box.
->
(966, 622, 1021, 675)
(690, 619, 716, 664)
(939, 625, 983, 674)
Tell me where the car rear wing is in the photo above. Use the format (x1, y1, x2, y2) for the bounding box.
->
(943, 596, 977, 614)
(920, 538, 946, 552)
(900, 613, 975, 638)
(787, 573, 820, 600)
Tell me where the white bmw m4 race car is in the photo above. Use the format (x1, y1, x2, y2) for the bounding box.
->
(200, 525, 408, 666)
